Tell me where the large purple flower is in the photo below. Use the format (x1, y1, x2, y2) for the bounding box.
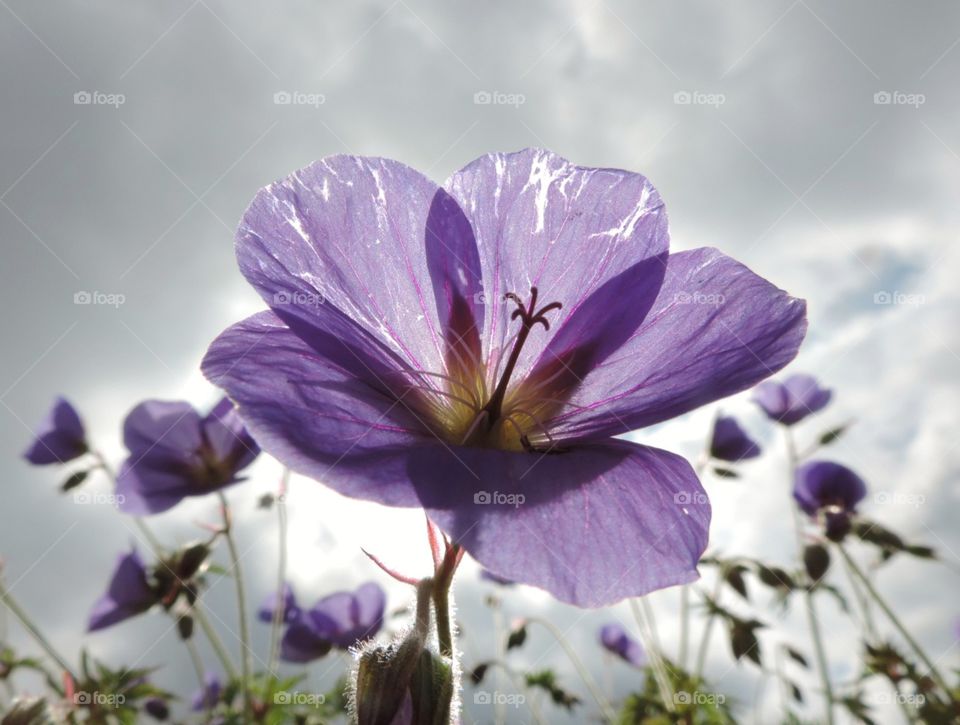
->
(202, 149, 807, 606)
(280, 582, 386, 662)
(753, 373, 831, 425)
(709, 415, 761, 462)
(22, 396, 88, 465)
(116, 398, 259, 515)
(599, 623, 645, 667)
(88, 549, 158, 631)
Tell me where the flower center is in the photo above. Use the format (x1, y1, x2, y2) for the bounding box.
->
(400, 287, 563, 452)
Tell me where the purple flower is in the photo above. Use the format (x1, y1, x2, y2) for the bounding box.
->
(143, 698, 169, 720)
(281, 582, 386, 662)
(753, 373, 831, 425)
(709, 415, 760, 462)
(599, 623, 645, 667)
(257, 582, 300, 623)
(22, 397, 87, 465)
(480, 569, 515, 586)
(190, 673, 222, 711)
(794, 460, 867, 516)
(116, 398, 259, 515)
(88, 549, 158, 631)
(203, 149, 807, 606)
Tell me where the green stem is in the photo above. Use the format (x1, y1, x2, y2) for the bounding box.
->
(693, 572, 724, 680)
(0, 577, 75, 680)
(527, 617, 617, 723)
(184, 632, 206, 687)
(679, 584, 690, 670)
(195, 604, 239, 679)
(433, 584, 454, 660)
(785, 428, 834, 725)
(631, 598, 675, 713)
(838, 545, 953, 699)
(268, 470, 290, 674)
(218, 493, 251, 717)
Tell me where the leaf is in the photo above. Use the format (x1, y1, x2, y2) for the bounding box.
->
(729, 620, 763, 667)
(60, 470, 89, 492)
(785, 646, 809, 668)
(904, 544, 936, 560)
(818, 425, 848, 446)
(506, 624, 527, 651)
(468, 663, 489, 686)
(724, 566, 749, 600)
(756, 565, 795, 590)
(803, 544, 831, 584)
(713, 467, 739, 479)
(789, 681, 803, 703)
(525, 670, 581, 711)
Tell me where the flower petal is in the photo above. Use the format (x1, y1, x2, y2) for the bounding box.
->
(444, 148, 670, 382)
(116, 460, 196, 515)
(412, 439, 710, 607)
(22, 396, 87, 464)
(236, 155, 467, 378)
(122, 401, 203, 465)
(201, 310, 433, 507)
(544, 247, 807, 440)
(202, 398, 259, 471)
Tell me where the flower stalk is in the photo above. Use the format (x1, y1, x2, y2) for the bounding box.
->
(218, 493, 251, 718)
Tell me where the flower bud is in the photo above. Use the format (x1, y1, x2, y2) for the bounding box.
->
(408, 648, 454, 725)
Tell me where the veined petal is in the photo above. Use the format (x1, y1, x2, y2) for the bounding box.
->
(411, 439, 709, 607)
(122, 401, 203, 465)
(544, 247, 806, 440)
(201, 310, 435, 507)
(237, 155, 470, 378)
(444, 148, 670, 386)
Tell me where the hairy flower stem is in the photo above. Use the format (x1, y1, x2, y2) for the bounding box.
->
(195, 604, 239, 679)
(527, 617, 617, 722)
(631, 598, 675, 713)
(0, 576, 75, 681)
(268, 469, 291, 673)
(838, 545, 953, 700)
(693, 571, 724, 680)
(784, 428, 834, 725)
(94, 450, 164, 554)
(218, 493, 251, 718)
(679, 452, 709, 670)
(185, 634, 206, 688)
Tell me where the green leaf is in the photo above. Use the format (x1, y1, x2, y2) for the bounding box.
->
(712, 467, 739, 479)
(818, 425, 848, 446)
(803, 544, 831, 584)
(60, 470, 89, 492)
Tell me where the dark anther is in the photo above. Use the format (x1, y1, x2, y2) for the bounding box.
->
(481, 287, 563, 428)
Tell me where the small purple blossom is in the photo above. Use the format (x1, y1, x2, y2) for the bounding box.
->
(88, 549, 157, 631)
(116, 398, 259, 515)
(22, 396, 87, 465)
(143, 697, 169, 720)
(753, 373, 831, 425)
(281, 582, 386, 662)
(203, 149, 807, 606)
(257, 582, 300, 624)
(795, 460, 867, 540)
(599, 623, 645, 667)
(190, 673, 222, 711)
(709, 415, 761, 462)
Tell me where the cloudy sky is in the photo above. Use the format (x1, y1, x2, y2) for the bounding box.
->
(1, 1, 958, 722)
